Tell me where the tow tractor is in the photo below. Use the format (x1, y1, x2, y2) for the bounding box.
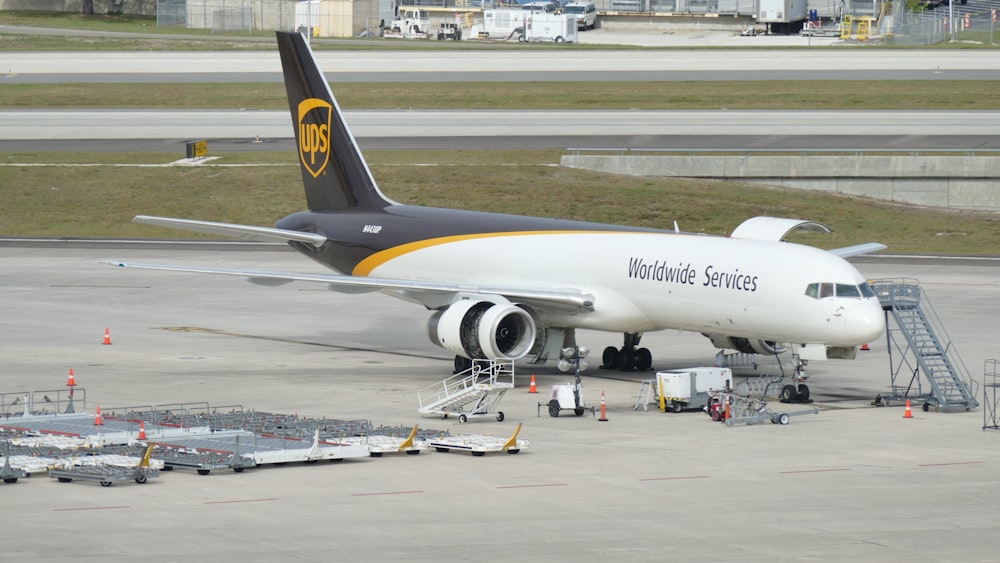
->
(540, 346, 596, 417)
(383, 8, 431, 39)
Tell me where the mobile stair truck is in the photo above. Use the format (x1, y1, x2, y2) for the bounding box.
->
(656, 367, 732, 413)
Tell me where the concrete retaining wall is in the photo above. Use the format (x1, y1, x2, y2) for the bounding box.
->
(561, 154, 1000, 211)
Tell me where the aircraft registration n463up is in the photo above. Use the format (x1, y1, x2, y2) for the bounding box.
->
(111, 31, 885, 402)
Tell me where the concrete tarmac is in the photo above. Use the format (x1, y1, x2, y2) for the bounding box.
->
(2, 245, 999, 561)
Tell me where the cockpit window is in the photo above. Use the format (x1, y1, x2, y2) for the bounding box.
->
(819, 283, 834, 298)
(859, 282, 875, 299)
(805, 283, 819, 299)
(836, 284, 860, 298)
(806, 281, 875, 300)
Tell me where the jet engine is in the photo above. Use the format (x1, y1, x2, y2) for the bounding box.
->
(427, 299, 536, 361)
(704, 334, 787, 356)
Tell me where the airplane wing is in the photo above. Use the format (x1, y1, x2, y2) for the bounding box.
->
(828, 242, 887, 258)
(134, 216, 327, 247)
(105, 260, 596, 314)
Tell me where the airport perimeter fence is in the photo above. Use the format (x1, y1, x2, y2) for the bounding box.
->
(885, 5, 998, 46)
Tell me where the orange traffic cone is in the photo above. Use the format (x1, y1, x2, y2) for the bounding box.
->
(598, 390, 608, 422)
(67, 368, 76, 387)
(903, 399, 913, 419)
(529, 374, 537, 394)
(138, 420, 146, 440)
(94, 405, 103, 426)
(861, 343, 870, 351)
(102, 328, 112, 345)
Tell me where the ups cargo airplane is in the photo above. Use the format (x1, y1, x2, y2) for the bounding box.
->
(112, 31, 885, 401)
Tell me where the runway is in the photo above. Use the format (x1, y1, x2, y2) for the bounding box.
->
(4, 45, 1000, 152)
(1, 244, 999, 560)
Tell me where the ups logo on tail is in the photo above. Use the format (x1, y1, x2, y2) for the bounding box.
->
(297, 98, 332, 178)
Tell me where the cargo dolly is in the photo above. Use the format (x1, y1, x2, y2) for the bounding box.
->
(1, 444, 29, 484)
(49, 444, 159, 487)
(428, 423, 527, 456)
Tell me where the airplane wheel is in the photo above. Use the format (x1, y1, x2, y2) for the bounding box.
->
(797, 384, 810, 402)
(617, 349, 635, 371)
(780, 384, 797, 402)
(635, 348, 652, 371)
(602, 346, 618, 369)
(548, 400, 560, 417)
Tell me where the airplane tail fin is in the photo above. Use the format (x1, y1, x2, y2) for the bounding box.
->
(275, 31, 392, 211)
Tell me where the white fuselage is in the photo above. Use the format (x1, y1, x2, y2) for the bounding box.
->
(358, 231, 885, 347)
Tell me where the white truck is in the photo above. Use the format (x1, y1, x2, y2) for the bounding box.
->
(473, 9, 577, 43)
(656, 367, 732, 413)
(383, 8, 431, 39)
(756, 0, 808, 34)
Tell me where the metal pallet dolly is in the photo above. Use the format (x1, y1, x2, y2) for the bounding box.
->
(710, 392, 820, 426)
(428, 423, 527, 456)
(49, 444, 159, 487)
(1, 444, 29, 484)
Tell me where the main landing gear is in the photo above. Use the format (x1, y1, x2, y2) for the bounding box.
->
(601, 332, 653, 372)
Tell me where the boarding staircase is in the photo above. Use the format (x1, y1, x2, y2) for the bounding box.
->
(871, 279, 979, 412)
(417, 359, 514, 422)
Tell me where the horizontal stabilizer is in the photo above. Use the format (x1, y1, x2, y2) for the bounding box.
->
(828, 243, 887, 258)
(133, 216, 327, 247)
(105, 261, 596, 313)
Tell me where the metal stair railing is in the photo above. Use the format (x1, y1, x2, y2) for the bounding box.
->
(872, 278, 979, 411)
(417, 360, 514, 415)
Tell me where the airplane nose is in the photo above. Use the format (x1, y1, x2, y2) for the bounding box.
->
(845, 300, 885, 344)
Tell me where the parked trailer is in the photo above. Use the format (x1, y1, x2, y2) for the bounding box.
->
(757, 0, 808, 34)
(656, 367, 731, 413)
(472, 9, 577, 43)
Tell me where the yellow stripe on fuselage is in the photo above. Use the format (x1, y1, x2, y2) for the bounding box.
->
(352, 230, 642, 277)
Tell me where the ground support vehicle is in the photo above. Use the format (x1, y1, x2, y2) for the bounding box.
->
(383, 8, 431, 39)
(656, 367, 731, 413)
(708, 391, 820, 426)
(436, 22, 462, 40)
(429, 423, 527, 456)
(49, 444, 159, 487)
(540, 381, 595, 417)
(0, 449, 28, 484)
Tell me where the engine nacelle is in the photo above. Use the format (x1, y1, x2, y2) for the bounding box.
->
(427, 299, 536, 361)
(704, 334, 787, 356)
